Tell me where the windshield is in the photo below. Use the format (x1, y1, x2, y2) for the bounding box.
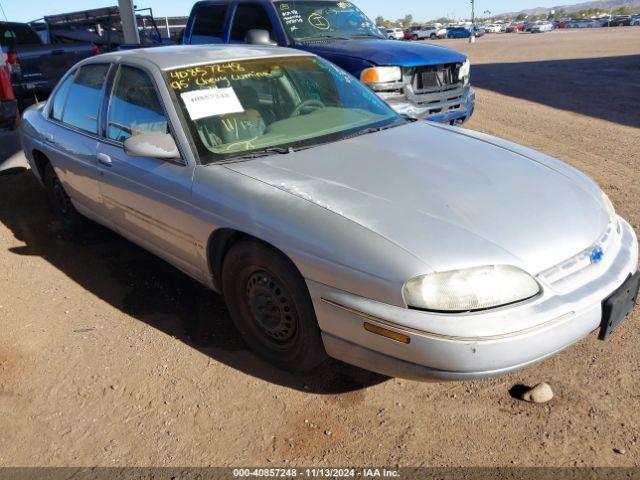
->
(167, 56, 402, 163)
(274, 1, 384, 42)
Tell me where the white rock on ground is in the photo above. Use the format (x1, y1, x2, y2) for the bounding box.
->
(521, 383, 554, 404)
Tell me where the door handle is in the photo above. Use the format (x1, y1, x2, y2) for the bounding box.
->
(44, 133, 55, 144)
(96, 153, 113, 167)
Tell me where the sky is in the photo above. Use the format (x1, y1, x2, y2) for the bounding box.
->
(0, 0, 565, 22)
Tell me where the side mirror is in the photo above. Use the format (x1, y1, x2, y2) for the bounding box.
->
(245, 29, 277, 46)
(123, 132, 180, 160)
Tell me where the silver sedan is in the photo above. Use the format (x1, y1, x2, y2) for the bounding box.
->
(20, 45, 639, 380)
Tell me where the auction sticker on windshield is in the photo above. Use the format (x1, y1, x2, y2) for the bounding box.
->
(180, 88, 245, 121)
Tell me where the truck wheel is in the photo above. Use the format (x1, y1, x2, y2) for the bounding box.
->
(412, 34, 418, 40)
(222, 241, 327, 372)
(43, 163, 85, 237)
(430, 33, 436, 39)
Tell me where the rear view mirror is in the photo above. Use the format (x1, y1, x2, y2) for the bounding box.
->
(245, 29, 277, 46)
(124, 133, 180, 160)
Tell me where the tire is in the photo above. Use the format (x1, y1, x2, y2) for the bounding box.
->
(222, 241, 327, 372)
(412, 34, 418, 40)
(43, 162, 85, 236)
(430, 33, 436, 39)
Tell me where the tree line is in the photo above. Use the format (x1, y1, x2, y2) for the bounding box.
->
(374, 5, 638, 28)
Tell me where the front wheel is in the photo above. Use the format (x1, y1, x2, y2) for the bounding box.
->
(222, 241, 327, 372)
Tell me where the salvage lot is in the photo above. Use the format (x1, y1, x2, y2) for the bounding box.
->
(0, 28, 639, 466)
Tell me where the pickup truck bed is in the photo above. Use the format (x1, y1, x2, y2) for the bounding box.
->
(0, 22, 95, 104)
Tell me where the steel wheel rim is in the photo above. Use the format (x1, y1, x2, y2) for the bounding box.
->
(245, 270, 297, 345)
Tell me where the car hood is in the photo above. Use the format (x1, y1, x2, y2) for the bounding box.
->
(299, 38, 467, 67)
(225, 122, 608, 275)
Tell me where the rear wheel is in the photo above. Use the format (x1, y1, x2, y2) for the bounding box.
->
(222, 241, 327, 372)
(43, 162, 85, 236)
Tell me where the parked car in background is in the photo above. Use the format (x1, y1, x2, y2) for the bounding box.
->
(608, 15, 632, 27)
(505, 24, 519, 33)
(184, 0, 476, 125)
(485, 24, 502, 33)
(447, 25, 484, 38)
(631, 16, 640, 26)
(434, 26, 448, 38)
(566, 19, 603, 28)
(408, 25, 447, 40)
(385, 28, 405, 40)
(531, 22, 554, 33)
(446, 26, 471, 38)
(21, 45, 639, 380)
(0, 21, 96, 106)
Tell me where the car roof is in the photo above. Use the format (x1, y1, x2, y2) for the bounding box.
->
(90, 44, 311, 71)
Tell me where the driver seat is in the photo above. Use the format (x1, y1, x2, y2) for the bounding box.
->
(213, 109, 266, 144)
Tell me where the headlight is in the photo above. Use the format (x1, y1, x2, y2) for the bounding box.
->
(601, 191, 617, 222)
(403, 265, 540, 312)
(458, 59, 470, 81)
(360, 66, 402, 85)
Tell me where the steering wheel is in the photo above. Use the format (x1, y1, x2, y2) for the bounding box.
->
(291, 99, 325, 117)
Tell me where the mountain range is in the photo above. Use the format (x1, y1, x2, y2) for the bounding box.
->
(501, 0, 640, 16)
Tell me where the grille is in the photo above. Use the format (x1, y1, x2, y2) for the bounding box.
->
(538, 220, 621, 288)
(409, 64, 462, 92)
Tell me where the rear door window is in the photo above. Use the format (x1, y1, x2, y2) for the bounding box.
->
(61, 64, 110, 134)
(230, 4, 274, 43)
(191, 4, 228, 43)
(106, 65, 168, 142)
(0, 23, 41, 46)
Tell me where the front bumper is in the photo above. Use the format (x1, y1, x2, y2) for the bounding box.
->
(380, 86, 476, 125)
(308, 219, 639, 381)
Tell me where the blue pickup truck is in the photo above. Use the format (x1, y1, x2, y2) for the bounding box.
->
(183, 0, 475, 124)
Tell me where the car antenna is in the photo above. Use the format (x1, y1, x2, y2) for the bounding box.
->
(0, 0, 8, 21)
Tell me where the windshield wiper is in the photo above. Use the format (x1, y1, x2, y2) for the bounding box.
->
(343, 118, 415, 140)
(232, 146, 296, 160)
(295, 35, 350, 42)
(350, 34, 384, 39)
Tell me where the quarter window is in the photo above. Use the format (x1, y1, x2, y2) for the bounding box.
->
(61, 64, 110, 134)
(107, 65, 168, 142)
(191, 4, 228, 43)
(230, 4, 274, 42)
(50, 74, 74, 121)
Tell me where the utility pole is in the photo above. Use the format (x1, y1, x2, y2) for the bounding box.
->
(469, 0, 476, 43)
(119, 0, 140, 44)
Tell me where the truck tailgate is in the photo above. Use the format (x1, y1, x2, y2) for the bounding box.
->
(12, 43, 93, 89)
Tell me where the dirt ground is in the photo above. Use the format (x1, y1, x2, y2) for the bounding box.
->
(0, 28, 639, 468)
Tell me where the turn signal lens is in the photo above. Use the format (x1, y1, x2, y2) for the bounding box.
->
(403, 265, 540, 312)
(360, 66, 402, 84)
(364, 322, 411, 344)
